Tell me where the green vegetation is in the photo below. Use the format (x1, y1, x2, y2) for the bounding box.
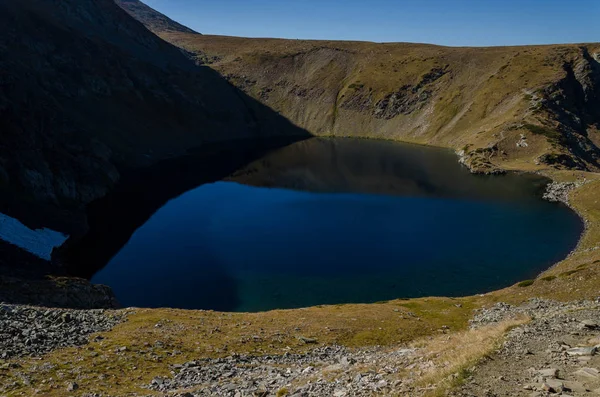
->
(523, 123, 567, 145)
(517, 280, 535, 287)
(541, 275, 557, 282)
(559, 269, 582, 277)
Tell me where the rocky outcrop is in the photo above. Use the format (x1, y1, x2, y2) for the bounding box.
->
(456, 146, 506, 175)
(543, 181, 582, 204)
(373, 66, 449, 119)
(539, 47, 600, 168)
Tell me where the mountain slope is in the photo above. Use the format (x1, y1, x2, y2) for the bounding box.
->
(151, 30, 600, 174)
(0, 0, 307, 220)
(114, 0, 199, 34)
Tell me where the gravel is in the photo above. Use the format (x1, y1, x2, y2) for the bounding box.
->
(148, 345, 422, 396)
(456, 298, 600, 397)
(0, 304, 125, 359)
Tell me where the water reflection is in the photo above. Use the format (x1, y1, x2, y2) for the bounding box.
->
(84, 138, 583, 311)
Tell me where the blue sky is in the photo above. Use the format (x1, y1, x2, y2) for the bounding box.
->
(143, 0, 599, 46)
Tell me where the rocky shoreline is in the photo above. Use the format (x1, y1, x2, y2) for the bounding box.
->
(543, 181, 584, 205)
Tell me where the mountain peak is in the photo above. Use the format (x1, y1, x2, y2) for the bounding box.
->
(114, 0, 200, 35)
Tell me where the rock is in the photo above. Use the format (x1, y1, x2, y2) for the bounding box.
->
(0, 304, 124, 359)
(540, 379, 565, 393)
(581, 320, 599, 329)
(566, 346, 597, 356)
(537, 368, 559, 378)
(151, 377, 164, 386)
(544, 379, 564, 392)
(375, 380, 388, 389)
(66, 382, 79, 392)
(573, 367, 600, 379)
(543, 182, 582, 204)
(516, 134, 529, 148)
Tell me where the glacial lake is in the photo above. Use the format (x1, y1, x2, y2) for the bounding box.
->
(89, 138, 583, 312)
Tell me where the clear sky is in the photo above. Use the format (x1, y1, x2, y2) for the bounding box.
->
(143, 0, 599, 47)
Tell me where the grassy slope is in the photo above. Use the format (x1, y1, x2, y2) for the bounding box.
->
(160, 33, 600, 173)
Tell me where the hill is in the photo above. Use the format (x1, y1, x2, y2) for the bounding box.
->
(152, 31, 600, 174)
(0, 0, 307, 224)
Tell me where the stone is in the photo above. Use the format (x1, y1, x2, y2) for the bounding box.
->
(581, 320, 599, 329)
(375, 380, 388, 389)
(566, 346, 596, 356)
(537, 368, 559, 378)
(66, 382, 79, 392)
(544, 379, 564, 392)
(573, 367, 600, 379)
(151, 377, 164, 386)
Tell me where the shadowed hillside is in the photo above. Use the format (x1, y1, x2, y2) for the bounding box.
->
(0, 0, 309, 227)
(145, 29, 600, 174)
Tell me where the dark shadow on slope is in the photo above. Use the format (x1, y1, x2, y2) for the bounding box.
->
(0, 0, 312, 310)
(0, 0, 312, 226)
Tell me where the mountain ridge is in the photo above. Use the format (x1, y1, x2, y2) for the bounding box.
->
(138, 17, 600, 174)
(0, 0, 309, 231)
(114, 0, 199, 35)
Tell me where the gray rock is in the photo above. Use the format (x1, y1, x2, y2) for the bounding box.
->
(0, 304, 124, 359)
(581, 320, 598, 329)
(573, 367, 600, 379)
(537, 368, 559, 378)
(566, 346, 596, 356)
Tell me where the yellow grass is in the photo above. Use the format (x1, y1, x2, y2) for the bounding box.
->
(415, 316, 530, 397)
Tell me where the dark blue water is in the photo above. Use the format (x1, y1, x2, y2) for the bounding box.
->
(91, 138, 583, 312)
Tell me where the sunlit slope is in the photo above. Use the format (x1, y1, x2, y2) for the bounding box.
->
(154, 31, 600, 173)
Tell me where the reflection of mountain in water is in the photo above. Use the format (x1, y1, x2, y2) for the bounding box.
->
(229, 138, 549, 202)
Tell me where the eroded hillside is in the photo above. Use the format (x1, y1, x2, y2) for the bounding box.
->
(150, 31, 600, 174)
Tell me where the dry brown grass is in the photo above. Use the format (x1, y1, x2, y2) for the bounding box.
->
(414, 316, 530, 397)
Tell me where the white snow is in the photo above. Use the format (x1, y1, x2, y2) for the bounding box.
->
(0, 213, 68, 260)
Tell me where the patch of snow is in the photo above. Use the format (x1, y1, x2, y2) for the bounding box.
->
(0, 213, 68, 260)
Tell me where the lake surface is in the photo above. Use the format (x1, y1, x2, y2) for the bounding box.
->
(90, 138, 583, 312)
